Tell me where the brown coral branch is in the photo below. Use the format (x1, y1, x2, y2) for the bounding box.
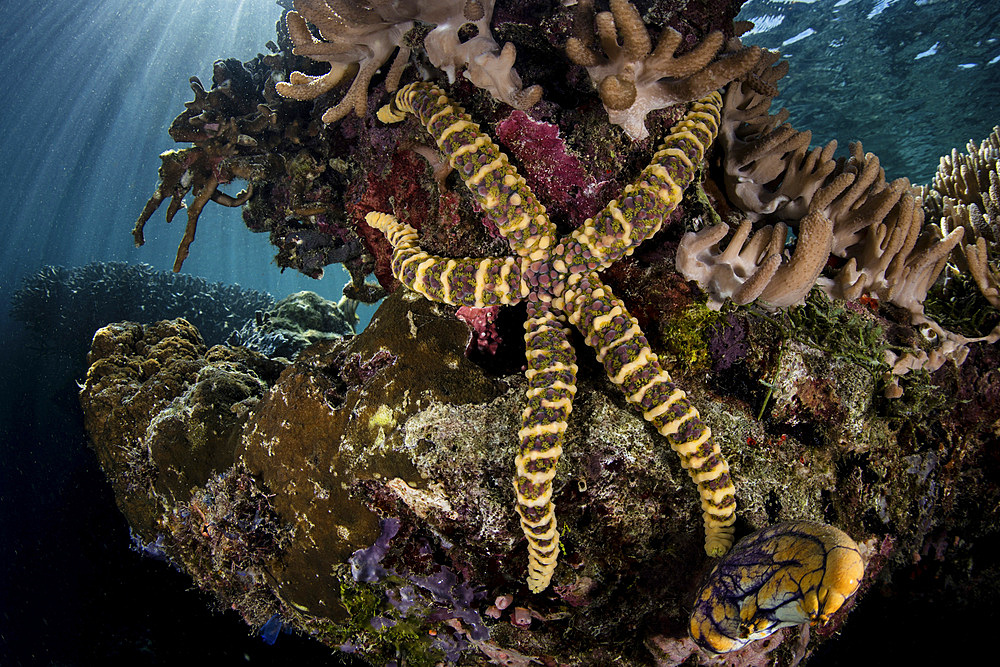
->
(758, 218, 837, 308)
(173, 175, 218, 273)
(133, 150, 189, 247)
(211, 184, 254, 208)
(566, 0, 759, 140)
(277, 0, 541, 122)
(923, 125, 1000, 307)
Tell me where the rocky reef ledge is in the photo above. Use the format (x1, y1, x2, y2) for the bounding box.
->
(80, 287, 999, 666)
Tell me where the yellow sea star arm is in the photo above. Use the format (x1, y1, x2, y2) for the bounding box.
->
(513, 302, 578, 592)
(366, 212, 529, 307)
(568, 92, 722, 271)
(380, 82, 556, 260)
(563, 274, 736, 554)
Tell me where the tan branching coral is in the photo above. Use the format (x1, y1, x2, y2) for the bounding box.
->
(921, 126, 1000, 307)
(276, 0, 541, 123)
(133, 60, 285, 272)
(680, 43, 966, 312)
(676, 171, 852, 309)
(676, 48, 989, 377)
(679, 135, 961, 316)
(566, 0, 760, 140)
(275, 3, 403, 123)
(719, 50, 828, 221)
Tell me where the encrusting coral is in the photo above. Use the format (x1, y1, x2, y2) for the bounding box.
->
(276, 0, 541, 124)
(566, 0, 760, 140)
(368, 81, 737, 592)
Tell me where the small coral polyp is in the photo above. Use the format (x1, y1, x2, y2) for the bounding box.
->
(366, 81, 737, 592)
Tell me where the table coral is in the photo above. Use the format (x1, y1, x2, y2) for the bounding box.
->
(366, 81, 736, 591)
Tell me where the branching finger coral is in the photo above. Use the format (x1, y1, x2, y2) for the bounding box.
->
(275, 1, 412, 124)
(689, 47, 966, 313)
(922, 125, 1000, 307)
(276, 0, 541, 124)
(676, 45, 987, 378)
(134, 146, 254, 272)
(565, 0, 760, 140)
(133, 58, 290, 271)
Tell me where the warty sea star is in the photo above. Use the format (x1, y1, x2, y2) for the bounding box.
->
(366, 81, 736, 592)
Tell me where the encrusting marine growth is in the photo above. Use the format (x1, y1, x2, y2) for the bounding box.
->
(366, 81, 736, 592)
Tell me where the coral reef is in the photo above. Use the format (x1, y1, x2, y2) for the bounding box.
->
(228, 289, 357, 359)
(109, 2, 1000, 665)
(81, 290, 1000, 665)
(566, 0, 759, 140)
(368, 81, 737, 591)
(10, 261, 273, 359)
(131, 0, 758, 295)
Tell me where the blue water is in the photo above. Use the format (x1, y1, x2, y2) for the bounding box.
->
(0, 0, 997, 663)
(738, 0, 1000, 182)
